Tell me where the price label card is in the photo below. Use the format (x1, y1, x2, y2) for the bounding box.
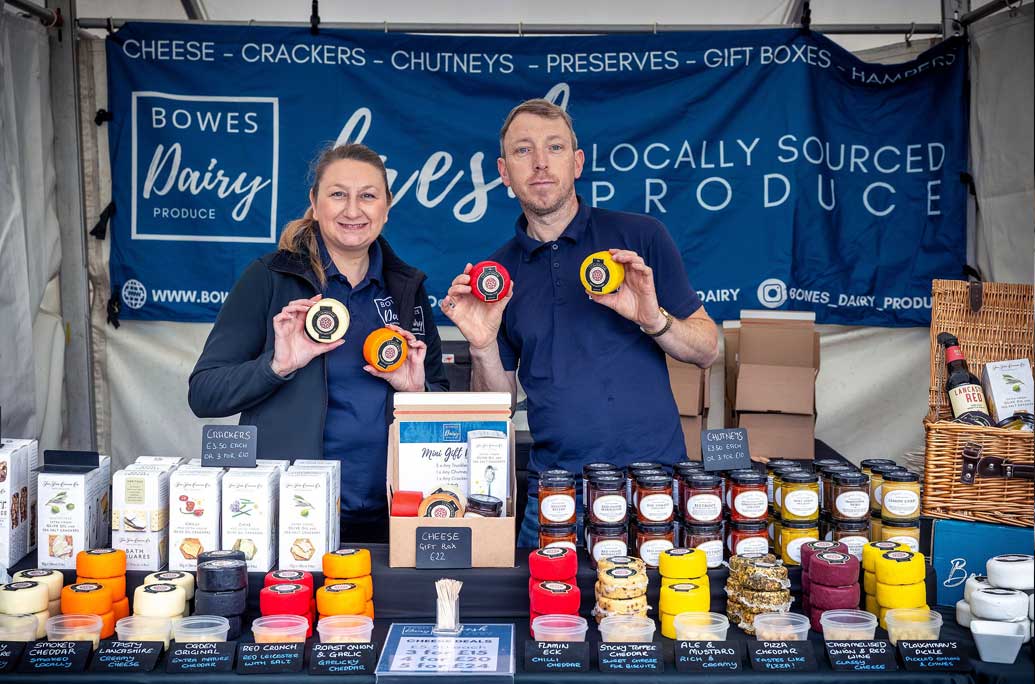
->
(748, 641, 818, 672)
(166, 641, 236, 673)
(308, 642, 377, 676)
(415, 527, 472, 569)
(16, 640, 92, 674)
(90, 641, 164, 673)
(237, 642, 305, 674)
(0, 642, 26, 674)
(825, 640, 898, 672)
(524, 640, 589, 673)
(597, 642, 664, 673)
(675, 641, 744, 672)
(700, 428, 751, 472)
(201, 424, 257, 468)
(375, 623, 515, 676)
(898, 640, 968, 672)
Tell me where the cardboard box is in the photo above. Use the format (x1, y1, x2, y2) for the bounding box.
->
(36, 451, 111, 570)
(667, 358, 709, 416)
(731, 311, 819, 461)
(289, 460, 341, 552)
(722, 321, 740, 429)
(222, 468, 279, 572)
(279, 469, 333, 572)
(112, 465, 170, 571)
(169, 466, 223, 571)
(981, 359, 1034, 424)
(0, 439, 38, 567)
(388, 392, 516, 568)
(929, 519, 1034, 606)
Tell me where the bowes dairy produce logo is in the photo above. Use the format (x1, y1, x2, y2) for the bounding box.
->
(131, 92, 279, 242)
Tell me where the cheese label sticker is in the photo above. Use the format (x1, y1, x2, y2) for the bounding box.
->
(817, 552, 852, 565)
(536, 548, 569, 559)
(608, 556, 636, 565)
(20, 570, 57, 578)
(665, 549, 693, 557)
(71, 583, 103, 592)
(585, 259, 611, 291)
(670, 583, 701, 593)
(144, 584, 177, 593)
(883, 551, 914, 563)
(333, 549, 361, 556)
(606, 568, 636, 579)
(327, 583, 358, 593)
(206, 560, 244, 569)
(274, 571, 305, 579)
(156, 572, 186, 581)
(540, 582, 572, 594)
(87, 549, 117, 555)
(992, 555, 1031, 563)
(269, 584, 304, 594)
(4, 582, 38, 591)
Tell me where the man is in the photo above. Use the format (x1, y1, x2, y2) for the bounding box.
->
(442, 99, 719, 547)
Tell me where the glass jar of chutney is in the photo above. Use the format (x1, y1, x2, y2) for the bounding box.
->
(681, 474, 723, 524)
(880, 518, 920, 552)
(635, 522, 675, 567)
(780, 519, 820, 565)
(538, 476, 576, 525)
(683, 522, 724, 568)
(582, 462, 619, 502)
(820, 465, 857, 513)
(831, 471, 871, 522)
(539, 523, 577, 550)
(879, 470, 921, 521)
(870, 464, 906, 514)
(588, 475, 627, 525)
(833, 519, 870, 559)
(635, 475, 674, 523)
(727, 520, 769, 557)
(587, 522, 628, 568)
(728, 470, 768, 523)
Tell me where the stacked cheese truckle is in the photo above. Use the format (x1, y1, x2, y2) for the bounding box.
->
(798, 540, 848, 615)
(957, 554, 1034, 662)
(264, 570, 316, 634)
(10, 569, 63, 619)
(60, 581, 115, 639)
(194, 551, 249, 639)
(806, 550, 861, 632)
(0, 576, 53, 639)
(861, 540, 906, 614)
(528, 547, 580, 635)
(725, 553, 791, 634)
(143, 570, 196, 613)
(321, 548, 375, 619)
(317, 548, 374, 624)
(76, 548, 129, 622)
(873, 548, 929, 637)
(592, 555, 648, 624)
(656, 548, 710, 638)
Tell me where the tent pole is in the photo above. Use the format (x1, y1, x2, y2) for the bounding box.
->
(46, 0, 97, 450)
(5, 0, 61, 25)
(76, 18, 942, 35)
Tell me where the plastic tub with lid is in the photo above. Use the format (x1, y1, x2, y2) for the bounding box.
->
(753, 612, 810, 641)
(252, 614, 309, 643)
(884, 608, 942, 645)
(173, 615, 230, 642)
(0, 614, 37, 642)
(530, 614, 588, 642)
(673, 612, 730, 641)
(116, 615, 173, 648)
(46, 614, 104, 648)
(599, 615, 655, 643)
(317, 615, 374, 643)
(819, 609, 877, 641)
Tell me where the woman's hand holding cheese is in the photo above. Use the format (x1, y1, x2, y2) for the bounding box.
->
(271, 295, 344, 377)
(363, 324, 426, 391)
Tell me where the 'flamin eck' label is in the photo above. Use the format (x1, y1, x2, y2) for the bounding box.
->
(733, 491, 768, 518)
(882, 490, 920, 517)
(540, 494, 576, 523)
(686, 494, 722, 522)
(638, 494, 674, 522)
(592, 495, 627, 523)
(949, 383, 987, 417)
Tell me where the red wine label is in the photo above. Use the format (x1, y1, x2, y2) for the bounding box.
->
(949, 384, 987, 416)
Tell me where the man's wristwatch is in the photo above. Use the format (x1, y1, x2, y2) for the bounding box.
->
(640, 307, 674, 338)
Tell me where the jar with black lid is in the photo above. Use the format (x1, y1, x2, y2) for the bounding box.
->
(683, 522, 724, 568)
(831, 471, 871, 522)
(727, 520, 769, 557)
(587, 522, 628, 567)
(673, 461, 704, 513)
(859, 458, 898, 475)
(820, 465, 857, 513)
(635, 521, 675, 567)
(582, 462, 618, 501)
(626, 462, 663, 500)
(464, 494, 503, 518)
(779, 471, 820, 522)
(538, 475, 576, 525)
(629, 469, 666, 506)
(588, 475, 627, 525)
(635, 474, 674, 523)
(870, 463, 906, 514)
(682, 473, 723, 524)
(879, 470, 920, 521)
(772, 466, 808, 517)
(766, 459, 800, 502)
(539, 523, 577, 550)
(728, 470, 768, 523)
(833, 519, 869, 558)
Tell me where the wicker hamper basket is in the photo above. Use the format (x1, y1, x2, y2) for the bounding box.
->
(922, 279, 1034, 528)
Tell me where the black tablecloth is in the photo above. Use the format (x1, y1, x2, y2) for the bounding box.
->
(6, 544, 1032, 682)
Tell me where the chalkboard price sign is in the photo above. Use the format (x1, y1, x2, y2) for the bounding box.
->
(90, 641, 164, 673)
(898, 640, 968, 673)
(700, 429, 751, 472)
(825, 640, 898, 672)
(201, 424, 257, 468)
(16, 640, 92, 674)
(415, 526, 472, 569)
(308, 642, 377, 676)
(675, 641, 744, 672)
(166, 641, 236, 673)
(747, 641, 818, 672)
(524, 640, 590, 673)
(0, 642, 26, 674)
(597, 642, 664, 673)
(236, 642, 305, 674)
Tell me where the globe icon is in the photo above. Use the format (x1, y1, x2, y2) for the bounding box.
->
(121, 279, 147, 310)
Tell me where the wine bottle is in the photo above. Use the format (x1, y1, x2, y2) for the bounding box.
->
(937, 332, 992, 425)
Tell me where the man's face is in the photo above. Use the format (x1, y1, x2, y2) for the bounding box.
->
(498, 113, 584, 217)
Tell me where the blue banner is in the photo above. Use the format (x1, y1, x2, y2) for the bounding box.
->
(106, 23, 967, 326)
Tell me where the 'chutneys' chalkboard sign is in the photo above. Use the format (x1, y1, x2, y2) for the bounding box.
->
(201, 424, 257, 468)
(700, 429, 751, 472)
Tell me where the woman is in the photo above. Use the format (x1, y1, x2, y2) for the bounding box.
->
(188, 143, 448, 542)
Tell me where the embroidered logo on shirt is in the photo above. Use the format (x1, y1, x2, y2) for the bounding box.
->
(412, 306, 425, 336)
(374, 297, 398, 326)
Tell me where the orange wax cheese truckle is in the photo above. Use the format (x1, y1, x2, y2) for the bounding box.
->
(61, 582, 114, 615)
(316, 582, 366, 616)
(363, 328, 408, 372)
(76, 548, 127, 578)
(579, 251, 624, 294)
(323, 548, 372, 579)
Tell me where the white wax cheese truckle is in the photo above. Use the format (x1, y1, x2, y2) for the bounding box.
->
(970, 588, 1029, 621)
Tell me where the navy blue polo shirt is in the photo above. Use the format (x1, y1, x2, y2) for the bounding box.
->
(489, 197, 703, 484)
(317, 234, 396, 522)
